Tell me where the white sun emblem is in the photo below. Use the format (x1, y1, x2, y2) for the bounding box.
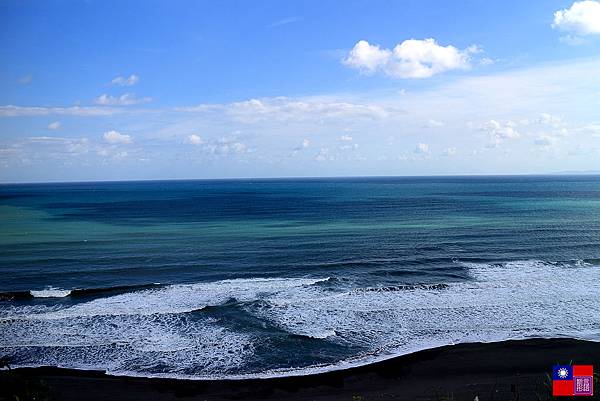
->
(558, 368, 569, 379)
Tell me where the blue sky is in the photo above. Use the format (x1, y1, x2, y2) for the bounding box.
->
(1, 0, 600, 182)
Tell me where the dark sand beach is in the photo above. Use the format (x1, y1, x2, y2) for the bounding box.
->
(2, 338, 599, 401)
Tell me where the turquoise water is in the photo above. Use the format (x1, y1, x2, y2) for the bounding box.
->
(1, 176, 599, 378)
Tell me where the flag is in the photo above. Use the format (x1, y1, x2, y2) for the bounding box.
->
(552, 364, 594, 396)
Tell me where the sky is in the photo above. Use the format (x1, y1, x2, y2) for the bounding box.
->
(1, 0, 600, 182)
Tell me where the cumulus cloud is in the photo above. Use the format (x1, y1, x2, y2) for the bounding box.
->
(202, 137, 248, 155)
(47, 121, 61, 130)
(553, 1, 600, 36)
(343, 38, 478, 79)
(94, 93, 151, 106)
(103, 130, 132, 144)
(183, 136, 249, 157)
(111, 74, 140, 86)
(186, 134, 204, 145)
(538, 113, 564, 127)
(343, 40, 392, 73)
(414, 143, 430, 154)
(481, 120, 520, 147)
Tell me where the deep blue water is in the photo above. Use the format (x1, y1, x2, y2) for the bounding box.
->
(1, 176, 599, 378)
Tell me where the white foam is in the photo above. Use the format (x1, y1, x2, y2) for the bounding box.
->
(30, 287, 71, 298)
(258, 260, 600, 346)
(0, 277, 328, 376)
(2, 262, 600, 379)
(6, 277, 329, 321)
(1, 314, 255, 375)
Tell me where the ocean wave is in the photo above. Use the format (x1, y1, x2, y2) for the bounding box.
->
(69, 283, 163, 297)
(1, 277, 329, 320)
(0, 283, 163, 301)
(356, 283, 449, 292)
(1, 261, 599, 379)
(0, 287, 72, 300)
(30, 287, 72, 298)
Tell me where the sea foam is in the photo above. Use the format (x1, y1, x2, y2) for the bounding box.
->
(1, 261, 599, 379)
(30, 287, 72, 298)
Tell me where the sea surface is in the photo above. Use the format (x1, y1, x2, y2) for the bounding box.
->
(1, 176, 599, 379)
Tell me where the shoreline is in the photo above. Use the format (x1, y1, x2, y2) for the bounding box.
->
(2, 338, 599, 400)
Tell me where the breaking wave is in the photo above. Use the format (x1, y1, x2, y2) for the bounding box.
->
(0, 283, 163, 301)
(1, 261, 599, 379)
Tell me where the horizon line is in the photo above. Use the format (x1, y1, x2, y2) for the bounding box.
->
(2, 171, 600, 185)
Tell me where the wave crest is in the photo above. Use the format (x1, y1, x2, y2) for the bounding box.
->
(1, 261, 599, 379)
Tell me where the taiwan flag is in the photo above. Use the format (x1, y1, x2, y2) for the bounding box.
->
(552, 365, 594, 396)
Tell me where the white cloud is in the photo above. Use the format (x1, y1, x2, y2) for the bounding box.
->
(28, 136, 69, 143)
(339, 134, 353, 141)
(291, 138, 311, 154)
(24, 136, 91, 156)
(576, 123, 600, 136)
(534, 135, 556, 147)
(559, 34, 588, 45)
(426, 119, 444, 127)
(343, 38, 478, 79)
(111, 74, 140, 86)
(5, 56, 600, 178)
(94, 93, 151, 106)
(178, 97, 389, 122)
(0, 105, 126, 117)
(231, 142, 247, 153)
(339, 143, 359, 151)
(442, 147, 457, 156)
(538, 113, 564, 127)
(97, 147, 129, 159)
(553, 1, 600, 36)
(47, 121, 61, 130)
(414, 143, 430, 154)
(343, 40, 392, 74)
(269, 16, 302, 27)
(315, 147, 331, 161)
(103, 130, 132, 144)
(481, 120, 520, 147)
(65, 138, 91, 155)
(202, 137, 248, 155)
(187, 134, 204, 145)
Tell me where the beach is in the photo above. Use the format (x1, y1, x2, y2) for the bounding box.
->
(2, 338, 599, 400)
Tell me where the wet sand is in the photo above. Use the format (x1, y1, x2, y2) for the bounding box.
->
(1, 338, 599, 400)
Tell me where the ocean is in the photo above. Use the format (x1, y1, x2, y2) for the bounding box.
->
(1, 176, 599, 379)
